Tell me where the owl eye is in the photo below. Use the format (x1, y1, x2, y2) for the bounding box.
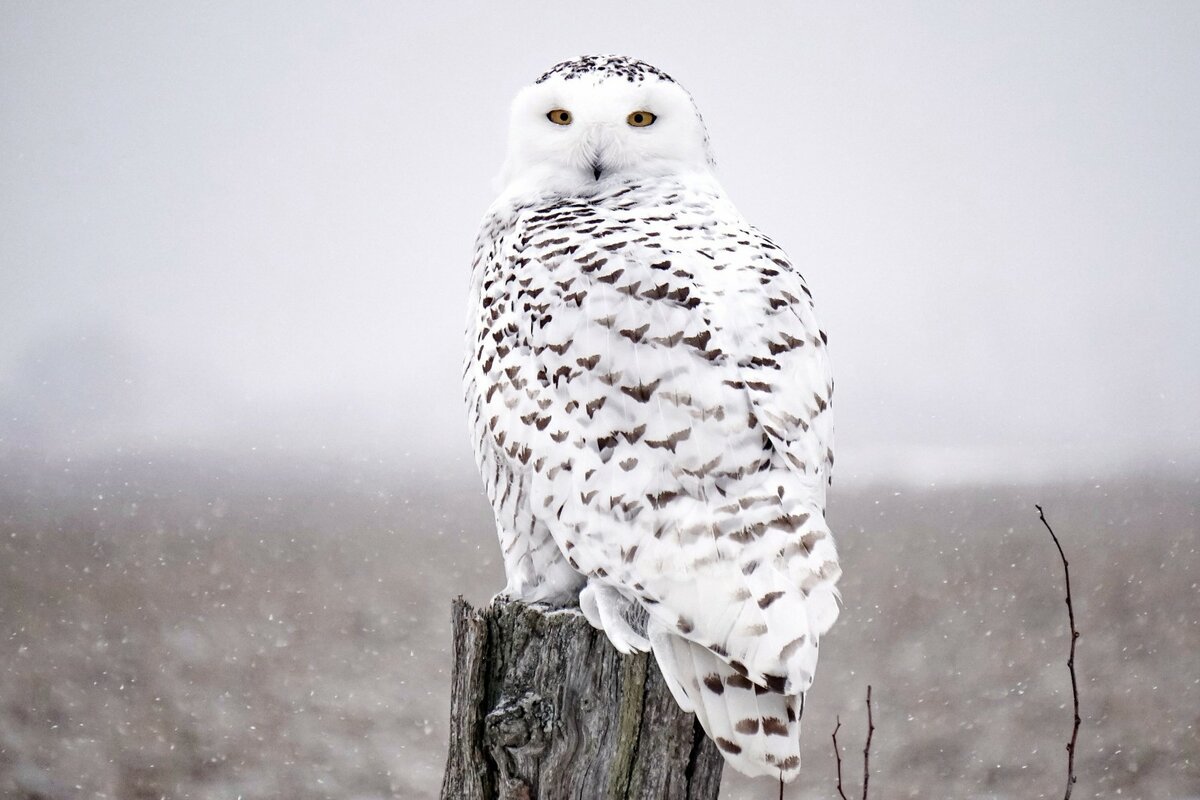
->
(626, 111, 657, 127)
(547, 109, 573, 125)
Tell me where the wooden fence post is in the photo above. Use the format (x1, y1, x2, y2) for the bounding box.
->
(440, 597, 723, 799)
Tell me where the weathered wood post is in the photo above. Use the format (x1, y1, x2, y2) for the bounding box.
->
(441, 597, 724, 799)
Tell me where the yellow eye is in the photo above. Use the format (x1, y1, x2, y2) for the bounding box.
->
(627, 110, 656, 127)
(547, 109, 572, 125)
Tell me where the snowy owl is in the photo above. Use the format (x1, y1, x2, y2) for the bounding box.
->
(464, 55, 840, 781)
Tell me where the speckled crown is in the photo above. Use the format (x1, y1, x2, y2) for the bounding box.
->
(536, 55, 677, 85)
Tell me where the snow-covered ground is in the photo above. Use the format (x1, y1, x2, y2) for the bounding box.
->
(1, 454, 1195, 799)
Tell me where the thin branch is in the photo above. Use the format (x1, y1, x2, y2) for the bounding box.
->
(831, 715, 848, 800)
(862, 685, 874, 800)
(1036, 505, 1080, 800)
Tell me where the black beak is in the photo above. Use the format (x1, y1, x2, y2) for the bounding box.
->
(591, 162, 603, 181)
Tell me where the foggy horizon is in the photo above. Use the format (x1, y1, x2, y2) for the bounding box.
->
(2, 3, 1198, 485)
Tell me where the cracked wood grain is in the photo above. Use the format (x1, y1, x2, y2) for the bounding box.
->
(441, 597, 723, 799)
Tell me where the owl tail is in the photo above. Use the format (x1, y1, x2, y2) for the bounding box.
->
(650, 624, 803, 781)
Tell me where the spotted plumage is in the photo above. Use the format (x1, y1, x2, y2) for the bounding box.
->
(537, 53, 678, 85)
(464, 55, 840, 781)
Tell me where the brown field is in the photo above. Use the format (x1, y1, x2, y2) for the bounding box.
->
(0, 454, 1196, 799)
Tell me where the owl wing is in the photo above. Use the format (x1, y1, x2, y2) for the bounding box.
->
(736, 230, 836, 494)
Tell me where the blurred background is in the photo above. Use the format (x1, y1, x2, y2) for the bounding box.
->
(1, 3, 1196, 799)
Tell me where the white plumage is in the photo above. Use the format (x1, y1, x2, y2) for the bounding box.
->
(464, 55, 841, 781)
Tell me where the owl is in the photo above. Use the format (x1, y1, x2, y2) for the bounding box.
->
(464, 55, 841, 781)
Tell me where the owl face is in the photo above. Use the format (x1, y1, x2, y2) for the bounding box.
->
(497, 57, 713, 194)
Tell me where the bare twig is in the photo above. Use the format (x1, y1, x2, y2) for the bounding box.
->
(831, 686, 875, 800)
(1036, 505, 1080, 800)
(862, 685, 874, 800)
(831, 715, 849, 800)
(826, 510, 1079, 800)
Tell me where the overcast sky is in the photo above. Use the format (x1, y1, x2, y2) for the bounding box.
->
(1, 2, 1197, 483)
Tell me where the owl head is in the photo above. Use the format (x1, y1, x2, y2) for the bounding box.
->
(497, 55, 714, 194)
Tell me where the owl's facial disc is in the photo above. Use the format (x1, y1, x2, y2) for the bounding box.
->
(497, 57, 713, 194)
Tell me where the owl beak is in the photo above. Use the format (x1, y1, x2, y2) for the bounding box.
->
(586, 126, 611, 180)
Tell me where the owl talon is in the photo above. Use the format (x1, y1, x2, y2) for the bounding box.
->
(582, 581, 650, 654)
